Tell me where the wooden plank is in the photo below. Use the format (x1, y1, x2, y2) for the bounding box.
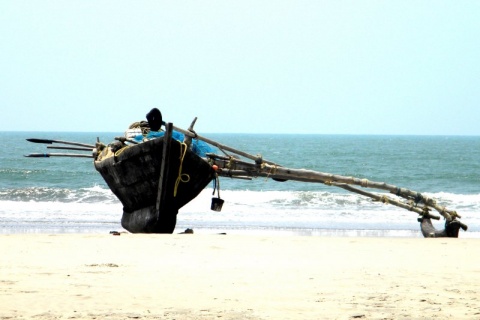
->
(156, 122, 173, 219)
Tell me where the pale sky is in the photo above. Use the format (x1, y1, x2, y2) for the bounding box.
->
(1, 1, 479, 135)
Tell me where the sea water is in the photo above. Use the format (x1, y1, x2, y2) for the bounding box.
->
(1, 132, 479, 237)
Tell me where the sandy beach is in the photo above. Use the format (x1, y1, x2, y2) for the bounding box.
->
(1, 233, 479, 320)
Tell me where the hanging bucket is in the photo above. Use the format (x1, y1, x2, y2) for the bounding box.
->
(211, 197, 224, 211)
(211, 173, 224, 212)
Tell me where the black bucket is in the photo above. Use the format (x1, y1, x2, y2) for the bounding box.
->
(211, 197, 224, 212)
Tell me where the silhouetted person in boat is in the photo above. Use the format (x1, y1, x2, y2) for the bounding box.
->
(146, 108, 163, 131)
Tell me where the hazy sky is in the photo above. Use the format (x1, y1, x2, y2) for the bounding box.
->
(1, 1, 479, 135)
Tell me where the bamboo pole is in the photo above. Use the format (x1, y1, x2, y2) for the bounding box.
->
(263, 164, 457, 221)
(208, 154, 458, 221)
(331, 183, 440, 220)
(172, 124, 279, 166)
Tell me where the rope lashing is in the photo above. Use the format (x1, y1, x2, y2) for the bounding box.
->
(379, 195, 389, 204)
(361, 179, 369, 187)
(173, 142, 191, 197)
(226, 156, 235, 169)
(440, 206, 449, 220)
(421, 206, 431, 217)
(265, 164, 278, 181)
(189, 129, 198, 139)
(441, 207, 459, 220)
(450, 210, 459, 219)
(414, 192, 422, 204)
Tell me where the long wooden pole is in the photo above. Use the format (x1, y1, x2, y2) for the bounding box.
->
(332, 183, 440, 220)
(208, 154, 458, 221)
(172, 124, 279, 166)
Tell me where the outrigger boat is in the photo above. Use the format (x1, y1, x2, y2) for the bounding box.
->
(25, 109, 468, 237)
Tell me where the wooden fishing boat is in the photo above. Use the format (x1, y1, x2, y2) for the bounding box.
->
(25, 109, 469, 237)
(94, 125, 215, 233)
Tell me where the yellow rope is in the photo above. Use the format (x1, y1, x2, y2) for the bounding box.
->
(174, 142, 190, 197)
(227, 156, 235, 169)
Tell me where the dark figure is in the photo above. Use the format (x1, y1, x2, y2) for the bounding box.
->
(146, 108, 163, 131)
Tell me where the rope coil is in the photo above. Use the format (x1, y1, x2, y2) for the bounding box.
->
(114, 146, 130, 157)
(173, 142, 191, 197)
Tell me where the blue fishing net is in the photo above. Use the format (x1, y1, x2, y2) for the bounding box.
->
(132, 131, 216, 157)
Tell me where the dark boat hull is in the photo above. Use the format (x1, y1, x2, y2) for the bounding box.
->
(94, 138, 215, 233)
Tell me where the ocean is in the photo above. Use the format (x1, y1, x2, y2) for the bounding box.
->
(1, 131, 479, 237)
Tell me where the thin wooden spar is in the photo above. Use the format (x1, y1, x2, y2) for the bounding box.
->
(24, 153, 93, 158)
(172, 124, 279, 166)
(26, 138, 95, 148)
(47, 146, 93, 151)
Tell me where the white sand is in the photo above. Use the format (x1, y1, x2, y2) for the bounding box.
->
(1, 233, 479, 319)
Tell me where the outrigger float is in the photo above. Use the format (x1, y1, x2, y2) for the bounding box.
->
(25, 108, 468, 237)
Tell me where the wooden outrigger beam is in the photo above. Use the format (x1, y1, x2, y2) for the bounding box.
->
(205, 153, 462, 222)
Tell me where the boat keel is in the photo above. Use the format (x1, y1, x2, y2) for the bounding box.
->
(121, 205, 178, 234)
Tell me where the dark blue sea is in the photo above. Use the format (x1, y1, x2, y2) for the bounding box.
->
(1, 131, 479, 237)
